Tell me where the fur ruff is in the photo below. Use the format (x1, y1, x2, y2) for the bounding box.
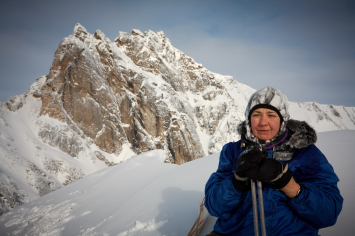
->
(237, 119, 317, 161)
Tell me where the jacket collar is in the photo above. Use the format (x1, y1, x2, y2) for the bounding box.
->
(237, 119, 317, 161)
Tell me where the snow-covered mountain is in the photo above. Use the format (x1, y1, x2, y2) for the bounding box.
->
(0, 130, 354, 236)
(1, 23, 355, 216)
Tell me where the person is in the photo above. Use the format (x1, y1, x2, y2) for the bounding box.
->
(204, 86, 343, 236)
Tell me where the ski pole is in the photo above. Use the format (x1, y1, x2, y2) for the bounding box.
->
(251, 179, 259, 236)
(257, 180, 267, 236)
(251, 180, 267, 236)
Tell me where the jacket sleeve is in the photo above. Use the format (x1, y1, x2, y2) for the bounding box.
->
(204, 142, 247, 219)
(287, 145, 343, 229)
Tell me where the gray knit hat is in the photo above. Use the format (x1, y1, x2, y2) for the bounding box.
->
(244, 86, 290, 143)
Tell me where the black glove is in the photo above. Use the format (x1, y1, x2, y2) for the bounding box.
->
(236, 146, 269, 177)
(232, 178, 250, 193)
(245, 158, 293, 189)
(233, 146, 268, 193)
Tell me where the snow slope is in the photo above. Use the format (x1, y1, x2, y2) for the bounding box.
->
(0, 130, 353, 236)
(0, 77, 136, 210)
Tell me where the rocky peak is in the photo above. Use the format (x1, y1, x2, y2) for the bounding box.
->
(132, 29, 144, 37)
(73, 23, 89, 42)
(39, 24, 213, 165)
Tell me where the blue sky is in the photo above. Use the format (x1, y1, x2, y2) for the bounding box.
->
(1, 0, 354, 106)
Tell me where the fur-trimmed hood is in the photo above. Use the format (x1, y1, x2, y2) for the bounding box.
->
(237, 119, 317, 161)
(283, 119, 317, 149)
(244, 86, 290, 144)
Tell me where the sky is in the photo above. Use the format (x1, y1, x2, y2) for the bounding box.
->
(1, 0, 355, 107)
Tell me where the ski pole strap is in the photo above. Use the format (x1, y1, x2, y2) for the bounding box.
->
(233, 172, 249, 181)
(270, 163, 288, 182)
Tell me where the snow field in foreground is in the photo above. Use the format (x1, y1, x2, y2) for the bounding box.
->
(0, 130, 354, 236)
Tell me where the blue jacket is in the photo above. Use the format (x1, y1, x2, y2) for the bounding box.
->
(205, 140, 343, 236)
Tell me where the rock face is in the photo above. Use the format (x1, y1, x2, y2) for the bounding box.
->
(0, 172, 29, 215)
(38, 24, 253, 164)
(1, 23, 355, 215)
